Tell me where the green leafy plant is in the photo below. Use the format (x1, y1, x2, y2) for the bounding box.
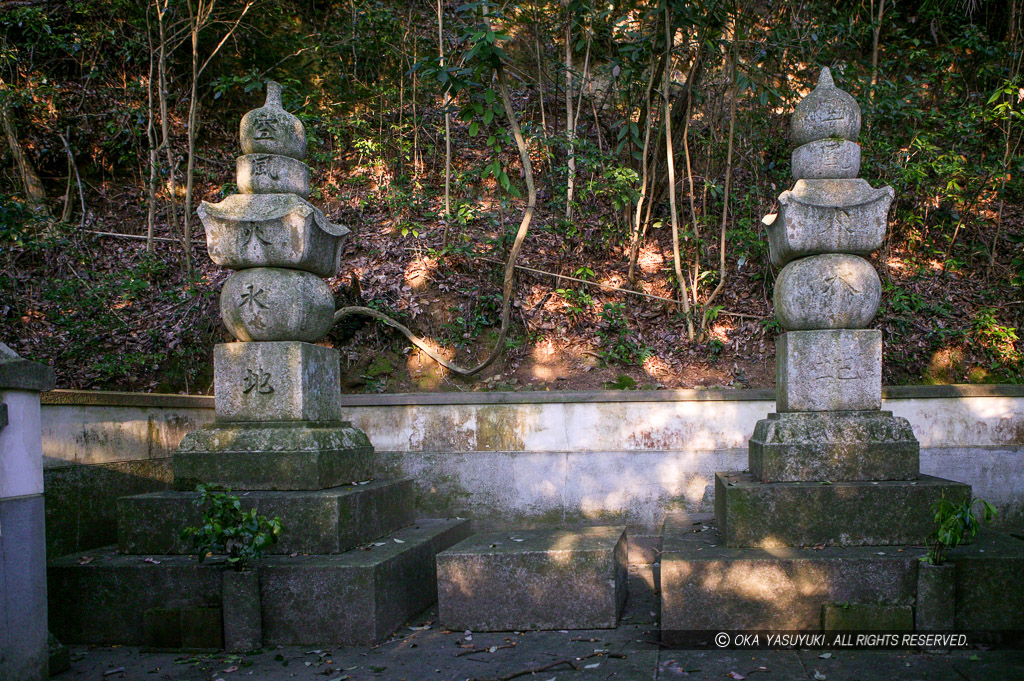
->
(924, 495, 997, 566)
(180, 484, 283, 571)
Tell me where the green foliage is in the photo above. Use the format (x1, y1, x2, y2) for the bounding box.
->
(598, 302, 649, 365)
(925, 495, 997, 566)
(180, 484, 283, 572)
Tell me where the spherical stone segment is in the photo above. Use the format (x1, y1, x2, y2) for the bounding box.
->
(220, 267, 335, 342)
(791, 67, 862, 146)
(774, 253, 881, 330)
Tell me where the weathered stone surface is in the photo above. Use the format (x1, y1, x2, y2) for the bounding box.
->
(143, 606, 222, 650)
(714, 472, 972, 547)
(199, 193, 350, 277)
(48, 548, 223, 645)
(437, 526, 628, 631)
(792, 138, 860, 180)
(222, 570, 261, 653)
(748, 411, 919, 482)
(774, 254, 881, 330)
(776, 330, 882, 412)
(948, 531, 1024, 631)
(50, 519, 470, 646)
(821, 603, 913, 631)
(220, 268, 335, 343)
(915, 562, 955, 632)
(173, 421, 373, 491)
(118, 479, 415, 555)
(0, 341, 55, 391)
(239, 81, 305, 160)
(213, 342, 341, 422)
(661, 529, 918, 634)
(236, 153, 310, 197)
(0, 494, 49, 681)
(48, 633, 69, 675)
(261, 518, 472, 645)
(791, 67, 861, 146)
(768, 179, 893, 267)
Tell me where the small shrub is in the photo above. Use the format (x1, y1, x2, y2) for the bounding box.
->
(924, 495, 997, 566)
(180, 484, 283, 571)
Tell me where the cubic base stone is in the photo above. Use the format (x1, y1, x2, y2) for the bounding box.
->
(748, 411, 919, 482)
(777, 330, 882, 412)
(821, 603, 913, 631)
(173, 421, 374, 491)
(214, 342, 342, 422)
(437, 526, 627, 632)
(660, 525, 1024, 640)
(48, 519, 471, 647)
(660, 529, 918, 637)
(118, 479, 415, 555)
(714, 472, 971, 547)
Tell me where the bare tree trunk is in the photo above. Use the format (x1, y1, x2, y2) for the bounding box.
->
(700, 14, 738, 335)
(664, 2, 695, 340)
(627, 49, 661, 284)
(439, 0, 453, 245)
(870, 0, 887, 100)
(532, 0, 547, 136)
(145, 5, 158, 251)
(0, 75, 48, 217)
(157, 0, 179, 253)
(564, 14, 576, 221)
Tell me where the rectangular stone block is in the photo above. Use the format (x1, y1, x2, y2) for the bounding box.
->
(172, 422, 374, 491)
(821, 603, 913, 631)
(214, 342, 341, 422)
(777, 330, 882, 412)
(437, 526, 628, 631)
(49, 519, 471, 646)
(748, 411, 919, 482)
(221, 570, 261, 653)
(661, 533, 918, 634)
(118, 479, 415, 555)
(260, 518, 471, 645)
(715, 472, 971, 547)
(49, 549, 223, 645)
(949, 531, 1024, 631)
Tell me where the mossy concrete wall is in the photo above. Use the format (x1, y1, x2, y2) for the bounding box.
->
(41, 385, 1024, 554)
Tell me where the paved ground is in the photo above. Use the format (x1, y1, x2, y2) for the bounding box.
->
(58, 604, 1024, 681)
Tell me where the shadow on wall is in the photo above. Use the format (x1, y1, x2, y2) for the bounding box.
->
(43, 456, 173, 558)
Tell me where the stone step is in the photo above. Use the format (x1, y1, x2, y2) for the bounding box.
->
(437, 526, 628, 632)
(660, 524, 1024, 643)
(48, 518, 471, 647)
(714, 472, 970, 547)
(118, 479, 414, 555)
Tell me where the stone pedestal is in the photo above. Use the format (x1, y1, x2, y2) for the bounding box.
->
(0, 344, 55, 681)
(749, 411, 919, 482)
(173, 422, 374, 491)
(776, 329, 882, 412)
(714, 472, 970, 548)
(437, 527, 628, 631)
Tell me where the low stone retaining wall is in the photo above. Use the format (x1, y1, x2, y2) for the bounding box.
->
(41, 385, 1024, 555)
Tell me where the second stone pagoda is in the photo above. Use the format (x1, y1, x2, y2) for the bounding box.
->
(714, 68, 969, 547)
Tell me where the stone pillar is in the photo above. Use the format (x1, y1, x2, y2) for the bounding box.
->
(0, 343, 55, 681)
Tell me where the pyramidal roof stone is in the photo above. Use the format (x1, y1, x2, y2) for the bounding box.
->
(790, 67, 861, 147)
